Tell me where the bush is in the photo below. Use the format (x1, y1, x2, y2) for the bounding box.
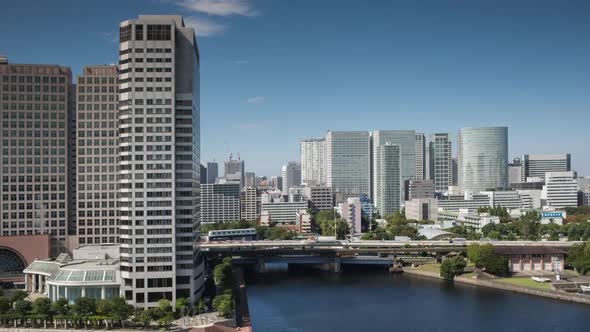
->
(440, 256, 467, 281)
(212, 292, 234, 318)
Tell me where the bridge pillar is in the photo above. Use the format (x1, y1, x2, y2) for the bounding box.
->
(256, 258, 266, 274)
(331, 258, 341, 273)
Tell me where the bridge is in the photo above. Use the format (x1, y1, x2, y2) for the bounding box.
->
(198, 240, 577, 272)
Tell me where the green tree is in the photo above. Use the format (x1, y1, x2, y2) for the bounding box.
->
(51, 298, 70, 317)
(0, 296, 11, 313)
(212, 292, 234, 318)
(10, 290, 28, 303)
(31, 297, 52, 325)
(566, 240, 590, 275)
(213, 258, 234, 290)
(72, 297, 97, 327)
(467, 243, 509, 276)
(175, 297, 190, 318)
(109, 297, 132, 326)
(440, 256, 467, 281)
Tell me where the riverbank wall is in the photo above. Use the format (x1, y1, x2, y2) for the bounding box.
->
(403, 268, 590, 305)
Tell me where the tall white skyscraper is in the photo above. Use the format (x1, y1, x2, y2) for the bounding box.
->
(300, 138, 326, 186)
(372, 130, 416, 200)
(458, 127, 508, 193)
(374, 144, 401, 216)
(326, 131, 371, 198)
(118, 15, 203, 307)
(282, 161, 301, 193)
(415, 133, 425, 180)
(429, 133, 452, 192)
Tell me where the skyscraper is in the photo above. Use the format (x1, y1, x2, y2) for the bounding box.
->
(281, 161, 301, 193)
(374, 143, 401, 216)
(429, 133, 452, 192)
(300, 138, 326, 186)
(117, 15, 203, 306)
(224, 154, 244, 187)
(241, 186, 260, 221)
(75, 65, 119, 246)
(458, 127, 508, 193)
(200, 164, 207, 184)
(521, 154, 571, 182)
(0, 59, 74, 255)
(326, 131, 371, 198)
(206, 161, 218, 184)
(415, 133, 425, 180)
(244, 172, 256, 188)
(372, 130, 416, 200)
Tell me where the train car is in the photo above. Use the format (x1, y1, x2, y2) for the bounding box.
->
(207, 228, 257, 242)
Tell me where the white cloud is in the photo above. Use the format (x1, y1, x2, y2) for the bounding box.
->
(178, 0, 257, 17)
(184, 16, 226, 37)
(246, 96, 265, 104)
(234, 59, 249, 65)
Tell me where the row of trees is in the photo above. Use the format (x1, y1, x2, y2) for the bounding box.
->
(0, 291, 212, 329)
(440, 244, 509, 280)
(0, 294, 133, 329)
(361, 210, 431, 240)
(212, 257, 235, 318)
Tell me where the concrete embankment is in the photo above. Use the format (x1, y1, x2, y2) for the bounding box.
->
(403, 268, 590, 305)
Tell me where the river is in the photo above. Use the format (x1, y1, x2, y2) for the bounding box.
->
(246, 267, 590, 332)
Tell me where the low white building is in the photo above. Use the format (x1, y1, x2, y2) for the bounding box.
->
(260, 201, 309, 224)
(438, 210, 500, 232)
(23, 245, 121, 304)
(544, 171, 578, 208)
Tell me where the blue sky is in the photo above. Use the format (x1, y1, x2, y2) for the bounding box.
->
(1, 0, 589, 177)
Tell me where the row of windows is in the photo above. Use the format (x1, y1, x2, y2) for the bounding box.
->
(1, 75, 67, 84)
(119, 67, 172, 74)
(119, 48, 172, 55)
(77, 77, 116, 85)
(0, 103, 66, 111)
(2, 84, 66, 92)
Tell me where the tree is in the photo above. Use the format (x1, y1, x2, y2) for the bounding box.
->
(175, 297, 190, 318)
(467, 243, 509, 276)
(31, 297, 52, 326)
(51, 298, 70, 317)
(72, 297, 97, 327)
(109, 297, 132, 326)
(440, 256, 467, 281)
(14, 299, 31, 324)
(0, 296, 11, 313)
(196, 297, 207, 315)
(566, 240, 590, 275)
(96, 299, 113, 326)
(212, 292, 234, 318)
(213, 258, 234, 290)
(10, 290, 28, 303)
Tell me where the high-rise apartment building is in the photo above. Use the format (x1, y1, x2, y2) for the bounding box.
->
(372, 130, 416, 200)
(429, 133, 452, 192)
(544, 171, 578, 208)
(0, 59, 74, 255)
(206, 161, 218, 184)
(521, 154, 571, 182)
(300, 138, 326, 186)
(326, 131, 371, 198)
(200, 183, 241, 223)
(75, 65, 119, 246)
(374, 143, 401, 216)
(224, 155, 244, 187)
(241, 186, 259, 221)
(458, 127, 508, 193)
(415, 133, 425, 180)
(117, 15, 203, 306)
(282, 161, 301, 193)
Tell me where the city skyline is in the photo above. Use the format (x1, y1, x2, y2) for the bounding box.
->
(2, 0, 589, 177)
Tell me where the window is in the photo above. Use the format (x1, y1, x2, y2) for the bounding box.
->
(147, 24, 171, 40)
(120, 25, 132, 43)
(135, 24, 143, 40)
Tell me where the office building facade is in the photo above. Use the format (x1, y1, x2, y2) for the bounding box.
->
(200, 183, 241, 223)
(206, 161, 218, 184)
(224, 155, 244, 187)
(415, 133, 426, 181)
(75, 65, 119, 246)
(300, 137, 326, 186)
(0, 60, 74, 255)
(458, 127, 508, 193)
(281, 161, 301, 193)
(117, 15, 203, 306)
(544, 171, 578, 208)
(521, 154, 571, 182)
(326, 131, 371, 198)
(429, 133, 452, 192)
(374, 143, 401, 216)
(372, 130, 416, 200)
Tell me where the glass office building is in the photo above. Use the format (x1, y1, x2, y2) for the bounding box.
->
(458, 127, 508, 193)
(326, 131, 371, 198)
